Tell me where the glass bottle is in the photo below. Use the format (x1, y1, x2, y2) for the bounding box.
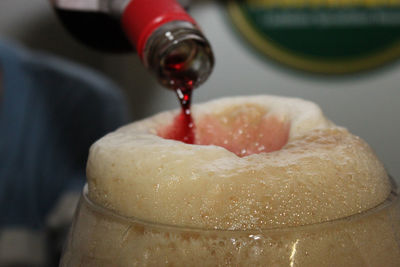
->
(51, 0, 214, 89)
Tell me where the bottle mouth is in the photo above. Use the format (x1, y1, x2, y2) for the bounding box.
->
(143, 21, 214, 90)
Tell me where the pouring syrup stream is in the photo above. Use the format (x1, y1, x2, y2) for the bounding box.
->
(160, 50, 197, 144)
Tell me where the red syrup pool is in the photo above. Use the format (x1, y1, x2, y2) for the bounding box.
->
(158, 102, 291, 157)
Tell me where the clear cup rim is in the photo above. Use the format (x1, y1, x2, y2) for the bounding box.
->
(82, 177, 398, 233)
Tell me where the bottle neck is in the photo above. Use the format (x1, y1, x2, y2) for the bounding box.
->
(142, 21, 214, 90)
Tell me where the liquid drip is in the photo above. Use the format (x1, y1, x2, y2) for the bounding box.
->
(160, 52, 197, 144)
(174, 88, 195, 144)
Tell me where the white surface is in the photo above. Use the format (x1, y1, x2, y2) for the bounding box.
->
(0, 0, 399, 181)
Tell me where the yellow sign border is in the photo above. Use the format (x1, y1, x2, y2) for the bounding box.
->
(228, 1, 400, 74)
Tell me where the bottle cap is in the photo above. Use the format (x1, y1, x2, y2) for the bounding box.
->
(122, 0, 196, 59)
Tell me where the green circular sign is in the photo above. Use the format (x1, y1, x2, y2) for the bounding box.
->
(228, 0, 400, 73)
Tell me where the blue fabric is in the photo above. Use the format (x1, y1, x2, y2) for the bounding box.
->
(0, 39, 129, 229)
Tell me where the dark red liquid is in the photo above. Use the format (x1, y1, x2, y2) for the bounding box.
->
(161, 54, 197, 144)
(172, 88, 195, 144)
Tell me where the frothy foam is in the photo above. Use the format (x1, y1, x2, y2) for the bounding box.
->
(87, 95, 391, 230)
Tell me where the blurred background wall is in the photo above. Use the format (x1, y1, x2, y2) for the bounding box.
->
(0, 0, 399, 182)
